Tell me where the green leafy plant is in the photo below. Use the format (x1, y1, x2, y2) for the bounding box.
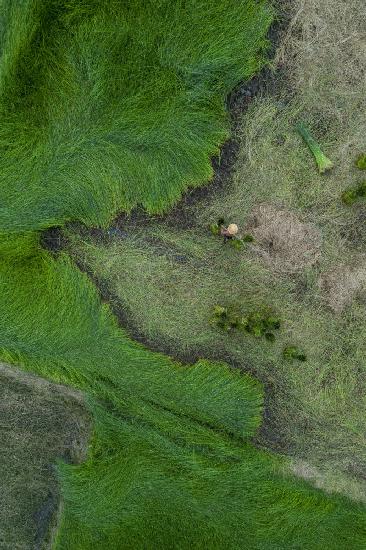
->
(209, 223, 220, 236)
(229, 238, 244, 250)
(341, 188, 359, 206)
(296, 123, 334, 174)
(341, 181, 366, 205)
(210, 305, 242, 332)
(211, 306, 280, 342)
(356, 154, 366, 170)
(283, 346, 307, 362)
(242, 311, 281, 339)
(209, 217, 226, 236)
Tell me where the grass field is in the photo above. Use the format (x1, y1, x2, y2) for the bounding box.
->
(2, 247, 366, 548)
(4, 246, 366, 548)
(1, 0, 366, 548)
(70, 0, 366, 504)
(0, 0, 272, 231)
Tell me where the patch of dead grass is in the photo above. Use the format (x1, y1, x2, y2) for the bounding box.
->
(245, 203, 321, 273)
(0, 363, 90, 549)
(320, 261, 366, 313)
(289, 458, 366, 504)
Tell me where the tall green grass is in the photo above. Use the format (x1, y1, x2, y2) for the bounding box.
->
(0, 0, 272, 231)
(1, 0, 366, 547)
(1, 245, 366, 548)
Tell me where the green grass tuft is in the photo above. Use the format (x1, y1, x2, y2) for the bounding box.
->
(356, 154, 366, 170)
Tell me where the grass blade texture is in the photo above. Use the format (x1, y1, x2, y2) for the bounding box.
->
(0, 1, 365, 548)
(0, 0, 272, 229)
(1, 245, 366, 549)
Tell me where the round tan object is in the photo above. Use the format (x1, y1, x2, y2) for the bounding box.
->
(227, 223, 238, 235)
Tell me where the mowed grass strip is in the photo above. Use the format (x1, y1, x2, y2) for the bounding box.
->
(0, 363, 90, 550)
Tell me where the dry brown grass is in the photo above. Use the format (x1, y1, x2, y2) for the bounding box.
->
(245, 202, 321, 272)
(0, 364, 90, 550)
(319, 260, 366, 313)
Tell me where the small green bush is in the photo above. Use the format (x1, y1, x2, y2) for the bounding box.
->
(211, 306, 280, 342)
(242, 311, 281, 338)
(283, 346, 307, 362)
(357, 181, 366, 196)
(356, 154, 366, 170)
(229, 238, 244, 250)
(209, 223, 221, 236)
(341, 189, 358, 206)
(341, 181, 366, 205)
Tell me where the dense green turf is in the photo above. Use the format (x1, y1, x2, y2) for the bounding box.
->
(1, 0, 366, 547)
(0, 0, 272, 231)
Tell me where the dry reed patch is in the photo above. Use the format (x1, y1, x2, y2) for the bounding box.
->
(290, 459, 366, 504)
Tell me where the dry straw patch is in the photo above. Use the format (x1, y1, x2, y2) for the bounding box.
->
(245, 203, 321, 273)
(0, 363, 90, 549)
(290, 459, 366, 504)
(319, 261, 366, 313)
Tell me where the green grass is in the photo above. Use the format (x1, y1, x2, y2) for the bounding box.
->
(1, 0, 366, 547)
(0, 0, 272, 231)
(71, 212, 366, 488)
(1, 246, 366, 548)
(69, 0, 366, 505)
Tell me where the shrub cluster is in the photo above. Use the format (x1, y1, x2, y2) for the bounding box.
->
(210, 305, 281, 342)
(341, 153, 366, 205)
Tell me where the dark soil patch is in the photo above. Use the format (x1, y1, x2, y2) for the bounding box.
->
(40, 225, 67, 254)
(34, 491, 58, 550)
